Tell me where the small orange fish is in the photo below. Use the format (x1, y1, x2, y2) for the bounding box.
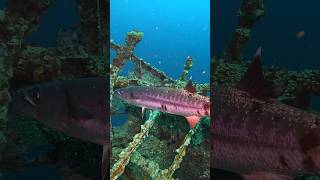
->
(296, 30, 305, 38)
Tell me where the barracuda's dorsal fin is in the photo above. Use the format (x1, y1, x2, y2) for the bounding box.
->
(185, 80, 196, 94)
(236, 47, 277, 100)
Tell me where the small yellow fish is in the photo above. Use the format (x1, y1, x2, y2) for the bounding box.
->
(296, 30, 305, 38)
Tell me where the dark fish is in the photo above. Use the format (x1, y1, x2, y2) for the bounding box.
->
(10, 77, 109, 179)
(212, 48, 320, 179)
(115, 80, 210, 128)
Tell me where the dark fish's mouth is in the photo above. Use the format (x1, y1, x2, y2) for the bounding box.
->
(24, 95, 37, 107)
(115, 89, 122, 96)
(8, 92, 38, 120)
(114, 89, 127, 100)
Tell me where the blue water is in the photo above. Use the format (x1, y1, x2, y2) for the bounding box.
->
(111, 0, 210, 83)
(213, 0, 320, 110)
(26, 0, 80, 47)
(0, 0, 80, 47)
(110, 0, 210, 127)
(213, 0, 320, 70)
(0, 0, 5, 8)
(112, 114, 129, 126)
(2, 165, 60, 180)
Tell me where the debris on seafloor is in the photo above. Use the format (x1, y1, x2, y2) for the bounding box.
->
(110, 30, 211, 179)
(110, 110, 160, 180)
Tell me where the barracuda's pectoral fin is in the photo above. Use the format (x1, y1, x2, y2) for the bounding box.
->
(241, 172, 292, 180)
(185, 80, 196, 94)
(186, 115, 200, 128)
(141, 107, 145, 119)
(236, 47, 280, 100)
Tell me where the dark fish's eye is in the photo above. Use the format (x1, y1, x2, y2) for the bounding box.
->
(129, 89, 140, 100)
(32, 87, 40, 104)
(130, 91, 136, 99)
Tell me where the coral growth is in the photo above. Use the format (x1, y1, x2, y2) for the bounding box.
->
(111, 106, 210, 179)
(0, 43, 12, 155)
(110, 110, 160, 180)
(0, 0, 38, 155)
(220, 0, 266, 63)
(180, 56, 193, 81)
(214, 0, 320, 110)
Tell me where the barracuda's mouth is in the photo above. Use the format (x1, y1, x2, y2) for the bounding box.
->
(24, 94, 37, 107)
(115, 89, 121, 95)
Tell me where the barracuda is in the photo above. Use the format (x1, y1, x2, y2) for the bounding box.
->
(212, 48, 320, 180)
(115, 82, 210, 128)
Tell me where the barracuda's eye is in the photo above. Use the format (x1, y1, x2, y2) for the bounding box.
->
(24, 87, 40, 107)
(32, 87, 40, 104)
(129, 92, 134, 98)
(129, 91, 139, 99)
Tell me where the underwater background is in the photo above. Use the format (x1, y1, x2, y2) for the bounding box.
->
(0, 0, 80, 47)
(110, 0, 210, 83)
(1, 0, 106, 179)
(0, 0, 78, 179)
(214, 0, 319, 69)
(111, 0, 210, 127)
(110, 0, 210, 179)
(1, 0, 319, 179)
(213, 0, 320, 111)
